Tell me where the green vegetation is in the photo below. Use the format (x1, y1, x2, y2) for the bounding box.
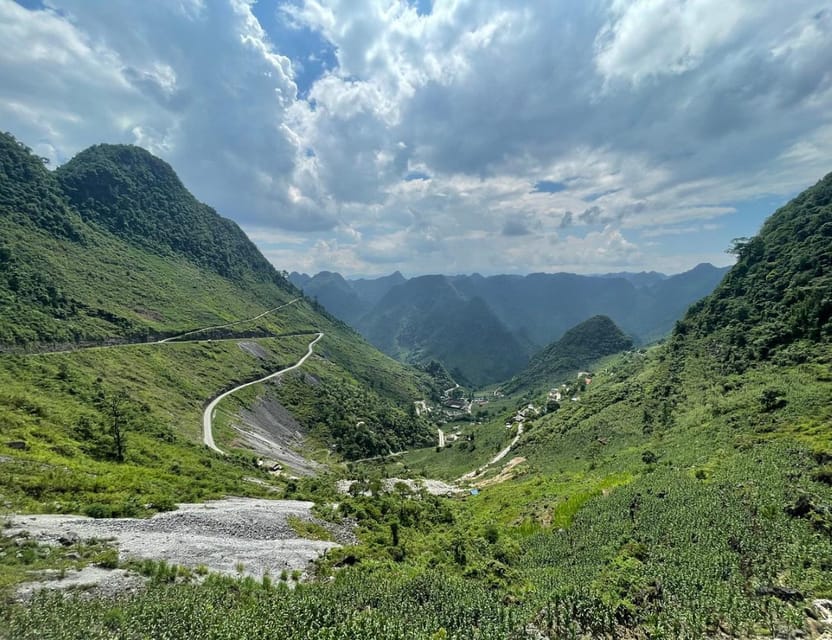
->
(682, 174, 832, 363)
(0, 530, 118, 592)
(1, 133, 831, 638)
(0, 132, 438, 514)
(506, 314, 633, 393)
(358, 276, 531, 386)
(3, 572, 519, 640)
(297, 265, 729, 386)
(276, 363, 434, 459)
(0, 337, 313, 514)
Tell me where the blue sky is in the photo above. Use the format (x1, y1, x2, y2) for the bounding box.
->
(1, 1, 831, 276)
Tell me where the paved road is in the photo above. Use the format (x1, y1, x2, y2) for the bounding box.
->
(15, 298, 302, 356)
(159, 298, 299, 343)
(203, 333, 323, 454)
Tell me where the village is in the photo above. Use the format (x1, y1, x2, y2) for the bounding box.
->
(412, 370, 595, 453)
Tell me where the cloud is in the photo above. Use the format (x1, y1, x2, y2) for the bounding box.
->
(594, 0, 753, 85)
(0, 0, 336, 231)
(501, 219, 531, 237)
(1, 0, 831, 276)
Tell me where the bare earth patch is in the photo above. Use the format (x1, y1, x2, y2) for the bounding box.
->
(231, 396, 322, 476)
(336, 478, 461, 496)
(475, 457, 527, 488)
(15, 567, 147, 601)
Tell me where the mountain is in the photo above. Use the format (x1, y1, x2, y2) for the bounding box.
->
(0, 132, 437, 513)
(634, 262, 731, 343)
(292, 265, 728, 385)
(289, 270, 406, 325)
(356, 275, 531, 386)
(349, 270, 406, 306)
(4, 131, 832, 638)
(447, 267, 729, 347)
(287, 270, 366, 325)
(55, 144, 284, 287)
(0, 135, 295, 346)
(507, 315, 634, 392)
(390, 173, 832, 634)
(598, 270, 668, 288)
(682, 174, 832, 357)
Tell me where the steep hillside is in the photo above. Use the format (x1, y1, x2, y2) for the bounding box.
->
(638, 262, 732, 342)
(507, 315, 634, 392)
(349, 270, 406, 306)
(357, 275, 531, 386)
(682, 173, 832, 360)
(0, 132, 436, 514)
(56, 144, 287, 288)
(374, 172, 832, 636)
(449, 266, 728, 346)
(0, 134, 296, 347)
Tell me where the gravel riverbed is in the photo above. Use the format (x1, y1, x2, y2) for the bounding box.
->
(9, 498, 348, 587)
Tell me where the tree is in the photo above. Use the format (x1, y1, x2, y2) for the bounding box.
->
(106, 389, 130, 462)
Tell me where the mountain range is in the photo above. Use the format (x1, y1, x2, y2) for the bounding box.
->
(289, 263, 729, 386)
(0, 131, 440, 502)
(2, 128, 832, 637)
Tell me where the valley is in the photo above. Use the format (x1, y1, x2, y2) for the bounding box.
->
(0, 131, 831, 639)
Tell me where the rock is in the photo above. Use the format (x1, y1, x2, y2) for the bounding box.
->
(6, 440, 27, 450)
(58, 532, 80, 546)
(811, 599, 832, 624)
(64, 552, 81, 560)
(755, 585, 803, 602)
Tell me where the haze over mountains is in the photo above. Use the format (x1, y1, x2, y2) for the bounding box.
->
(290, 263, 729, 386)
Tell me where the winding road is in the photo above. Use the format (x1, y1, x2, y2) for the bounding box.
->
(202, 332, 323, 454)
(159, 298, 300, 343)
(457, 423, 524, 483)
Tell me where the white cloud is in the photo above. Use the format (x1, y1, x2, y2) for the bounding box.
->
(595, 0, 753, 85)
(1, 0, 830, 276)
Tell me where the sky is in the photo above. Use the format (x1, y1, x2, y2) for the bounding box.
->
(1, 1, 831, 277)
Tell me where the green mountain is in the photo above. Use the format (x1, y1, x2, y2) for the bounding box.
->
(356, 275, 531, 386)
(0, 134, 294, 346)
(682, 175, 832, 359)
(288, 270, 406, 325)
(291, 265, 727, 386)
(507, 314, 633, 392)
(0, 132, 437, 513)
(287, 270, 367, 325)
(383, 172, 832, 635)
(4, 132, 832, 639)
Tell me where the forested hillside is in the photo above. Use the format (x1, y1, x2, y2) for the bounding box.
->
(3, 131, 831, 638)
(507, 315, 634, 392)
(0, 132, 437, 515)
(291, 264, 728, 386)
(682, 172, 832, 360)
(356, 275, 531, 386)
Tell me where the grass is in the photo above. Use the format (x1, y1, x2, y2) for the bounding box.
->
(287, 516, 334, 542)
(0, 336, 314, 514)
(0, 528, 118, 593)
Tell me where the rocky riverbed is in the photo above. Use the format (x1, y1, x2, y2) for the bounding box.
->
(8, 497, 350, 597)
